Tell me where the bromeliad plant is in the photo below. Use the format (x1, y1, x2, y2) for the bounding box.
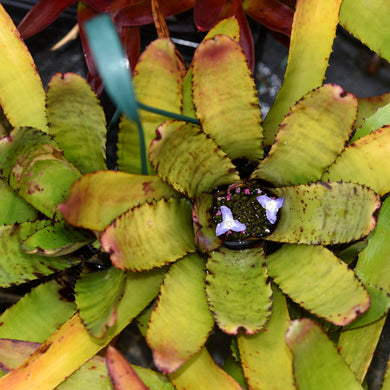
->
(57, 13, 390, 386)
(1, 1, 390, 390)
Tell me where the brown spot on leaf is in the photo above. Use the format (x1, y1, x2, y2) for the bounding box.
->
(142, 181, 155, 196)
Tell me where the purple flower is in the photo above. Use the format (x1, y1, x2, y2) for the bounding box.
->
(216, 206, 247, 236)
(256, 195, 284, 224)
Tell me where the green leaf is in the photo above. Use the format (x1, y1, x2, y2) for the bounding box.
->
(266, 182, 379, 245)
(46, 73, 107, 174)
(169, 347, 243, 390)
(0, 127, 81, 219)
(206, 246, 272, 334)
(286, 319, 364, 390)
(0, 179, 38, 225)
(75, 266, 127, 338)
(146, 254, 214, 373)
(381, 357, 390, 390)
(118, 38, 183, 174)
(204, 17, 240, 41)
(337, 197, 390, 381)
(342, 285, 390, 330)
(355, 196, 390, 291)
(263, 0, 342, 145)
(253, 84, 357, 186)
(222, 352, 248, 390)
(340, 0, 390, 63)
(338, 318, 386, 383)
(20, 221, 93, 256)
(0, 340, 113, 390)
(237, 285, 294, 390)
(266, 244, 370, 326)
(84, 14, 138, 123)
(0, 340, 172, 390)
(356, 93, 390, 129)
(0, 279, 76, 342)
(84, 14, 149, 174)
(0, 5, 48, 132)
(192, 34, 263, 161)
(59, 171, 180, 231)
(0, 269, 164, 390)
(182, 18, 240, 123)
(182, 69, 197, 120)
(0, 221, 80, 287)
(351, 102, 390, 142)
(101, 198, 195, 271)
(149, 120, 240, 200)
(324, 127, 390, 196)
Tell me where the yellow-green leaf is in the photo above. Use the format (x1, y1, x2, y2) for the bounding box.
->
(101, 198, 195, 271)
(338, 196, 390, 380)
(0, 269, 164, 390)
(0, 127, 81, 219)
(253, 84, 357, 186)
(238, 285, 294, 390)
(75, 266, 126, 338)
(342, 285, 390, 331)
(323, 126, 390, 196)
(118, 38, 183, 174)
(149, 120, 240, 200)
(340, 0, 390, 63)
(0, 221, 80, 287)
(0, 5, 48, 132)
(0, 179, 38, 225)
(263, 0, 342, 144)
(147, 254, 214, 373)
(356, 93, 390, 129)
(59, 171, 179, 231)
(266, 244, 370, 326)
(20, 221, 93, 256)
(206, 246, 272, 334)
(169, 347, 243, 390)
(267, 182, 379, 245)
(46, 73, 107, 174)
(286, 319, 364, 390)
(192, 34, 263, 161)
(0, 280, 76, 342)
(338, 318, 385, 383)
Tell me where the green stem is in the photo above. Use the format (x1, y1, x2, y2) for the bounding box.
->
(113, 102, 200, 175)
(137, 102, 200, 125)
(136, 117, 148, 175)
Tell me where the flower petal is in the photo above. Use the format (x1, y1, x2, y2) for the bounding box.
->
(147, 254, 214, 373)
(206, 246, 272, 334)
(101, 198, 195, 271)
(149, 120, 240, 200)
(216, 205, 247, 236)
(256, 195, 284, 224)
